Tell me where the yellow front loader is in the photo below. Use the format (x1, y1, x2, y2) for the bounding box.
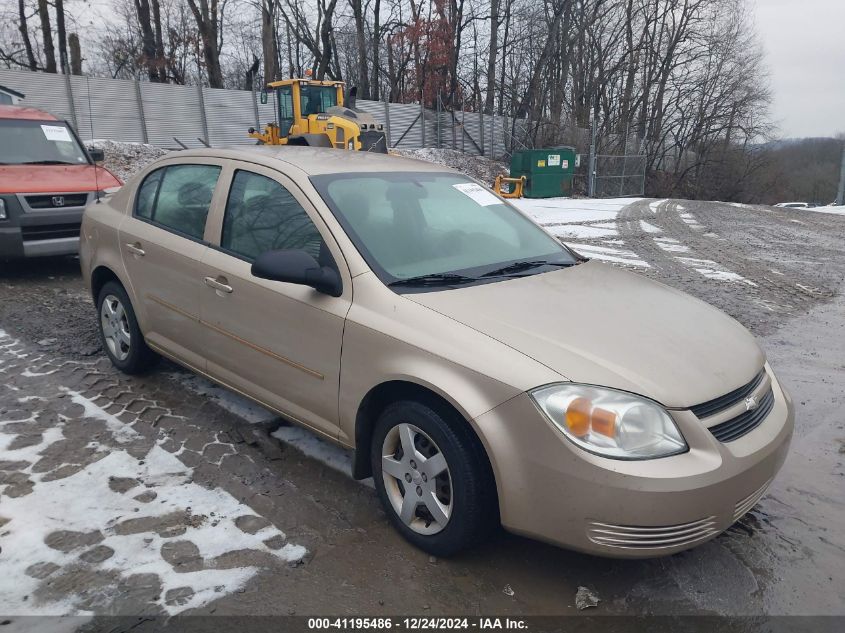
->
(248, 78, 388, 152)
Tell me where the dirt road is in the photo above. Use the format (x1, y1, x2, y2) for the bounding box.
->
(0, 199, 843, 627)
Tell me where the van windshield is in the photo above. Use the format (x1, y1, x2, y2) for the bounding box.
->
(312, 171, 577, 289)
(0, 119, 89, 165)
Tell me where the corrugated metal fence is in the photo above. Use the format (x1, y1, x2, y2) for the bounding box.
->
(0, 68, 513, 159)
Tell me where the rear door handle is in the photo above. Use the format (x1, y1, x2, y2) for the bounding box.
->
(204, 276, 233, 294)
(125, 242, 145, 256)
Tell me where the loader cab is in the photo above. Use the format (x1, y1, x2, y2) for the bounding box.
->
(269, 79, 345, 137)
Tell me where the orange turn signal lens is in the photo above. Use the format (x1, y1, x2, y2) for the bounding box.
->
(591, 407, 618, 438)
(564, 399, 617, 439)
(565, 397, 592, 436)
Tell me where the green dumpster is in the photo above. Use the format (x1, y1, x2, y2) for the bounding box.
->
(510, 147, 577, 198)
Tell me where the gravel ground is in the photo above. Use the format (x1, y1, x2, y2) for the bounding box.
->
(392, 147, 509, 182)
(89, 140, 170, 183)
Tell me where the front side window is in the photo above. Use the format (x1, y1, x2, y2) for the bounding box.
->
(0, 119, 88, 166)
(135, 164, 221, 240)
(300, 85, 338, 116)
(312, 172, 574, 285)
(222, 170, 324, 262)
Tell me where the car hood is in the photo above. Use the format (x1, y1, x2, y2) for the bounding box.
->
(407, 260, 764, 408)
(0, 164, 121, 194)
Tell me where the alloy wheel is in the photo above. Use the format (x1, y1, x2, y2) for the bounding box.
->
(381, 422, 453, 535)
(100, 294, 131, 361)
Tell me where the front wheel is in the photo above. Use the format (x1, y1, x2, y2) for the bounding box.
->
(97, 281, 158, 374)
(371, 399, 496, 556)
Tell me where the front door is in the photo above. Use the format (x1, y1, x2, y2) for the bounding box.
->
(119, 161, 224, 370)
(200, 164, 351, 440)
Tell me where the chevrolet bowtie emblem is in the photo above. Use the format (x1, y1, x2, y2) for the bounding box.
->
(744, 395, 759, 412)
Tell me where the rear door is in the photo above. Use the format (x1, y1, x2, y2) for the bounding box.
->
(200, 163, 352, 440)
(119, 160, 226, 370)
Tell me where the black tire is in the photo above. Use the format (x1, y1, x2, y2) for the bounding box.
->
(96, 281, 158, 374)
(371, 398, 497, 556)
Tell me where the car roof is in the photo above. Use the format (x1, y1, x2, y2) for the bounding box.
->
(166, 146, 454, 176)
(0, 105, 59, 121)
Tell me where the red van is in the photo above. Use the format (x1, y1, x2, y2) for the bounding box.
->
(0, 105, 122, 258)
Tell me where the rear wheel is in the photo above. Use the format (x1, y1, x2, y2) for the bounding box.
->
(97, 281, 157, 374)
(371, 399, 496, 556)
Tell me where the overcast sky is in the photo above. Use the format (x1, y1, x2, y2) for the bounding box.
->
(754, 0, 844, 138)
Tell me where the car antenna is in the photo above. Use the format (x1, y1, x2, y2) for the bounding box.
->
(86, 76, 101, 203)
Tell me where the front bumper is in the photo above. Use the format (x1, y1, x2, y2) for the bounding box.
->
(0, 193, 86, 258)
(474, 365, 794, 558)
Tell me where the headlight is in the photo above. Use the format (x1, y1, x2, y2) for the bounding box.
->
(0, 198, 6, 220)
(530, 384, 687, 460)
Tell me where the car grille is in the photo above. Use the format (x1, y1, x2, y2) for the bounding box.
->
(733, 478, 773, 521)
(690, 369, 766, 418)
(24, 193, 89, 209)
(21, 223, 81, 241)
(707, 388, 775, 443)
(586, 516, 719, 550)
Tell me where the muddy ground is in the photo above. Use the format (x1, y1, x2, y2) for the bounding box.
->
(0, 199, 843, 629)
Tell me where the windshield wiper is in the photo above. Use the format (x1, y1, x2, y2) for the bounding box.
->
(388, 272, 479, 288)
(481, 259, 575, 278)
(18, 160, 78, 165)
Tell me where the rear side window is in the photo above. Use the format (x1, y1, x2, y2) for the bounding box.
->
(135, 169, 163, 219)
(134, 164, 221, 240)
(221, 170, 324, 262)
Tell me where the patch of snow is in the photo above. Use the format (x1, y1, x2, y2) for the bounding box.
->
(648, 199, 667, 213)
(676, 257, 756, 286)
(679, 212, 705, 230)
(167, 372, 276, 425)
(639, 220, 662, 234)
(0, 413, 306, 616)
(803, 205, 845, 216)
(568, 243, 650, 268)
(61, 388, 141, 444)
(654, 239, 690, 253)
(172, 372, 373, 487)
(514, 197, 638, 225)
(543, 224, 618, 239)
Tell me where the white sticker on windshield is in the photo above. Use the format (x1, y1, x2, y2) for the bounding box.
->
(41, 124, 72, 142)
(452, 182, 500, 206)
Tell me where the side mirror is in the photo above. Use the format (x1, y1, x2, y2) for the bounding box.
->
(251, 249, 342, 297)
(88, 147, 105, 162)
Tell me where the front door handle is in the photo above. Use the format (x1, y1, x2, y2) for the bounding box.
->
(125, 242, 145, 256)
(204, 276, 233, 294)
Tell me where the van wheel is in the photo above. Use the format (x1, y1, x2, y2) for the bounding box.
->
(371, 399, 495, 556)
(97, 281, 157, 374)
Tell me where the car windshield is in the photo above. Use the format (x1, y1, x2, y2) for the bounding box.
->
(0, 119, 88, 165)
(312, 171, 576, 287)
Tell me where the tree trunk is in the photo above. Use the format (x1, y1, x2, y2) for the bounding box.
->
(315, 0, 339, 79)
(152, 0, 166, 81)
(187, 0, 224, 88)
(483, 0, 499, 114)
(68, 33, 82, 75)
(55, 0, 69, 73)
(371, 0, 381, 100)
(17, 0, 38, 71)
(37, 0, 57, 73)
(350, 0, 370, 98)
(261, 0, 277, 83)
(135, 0, 161, 81)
